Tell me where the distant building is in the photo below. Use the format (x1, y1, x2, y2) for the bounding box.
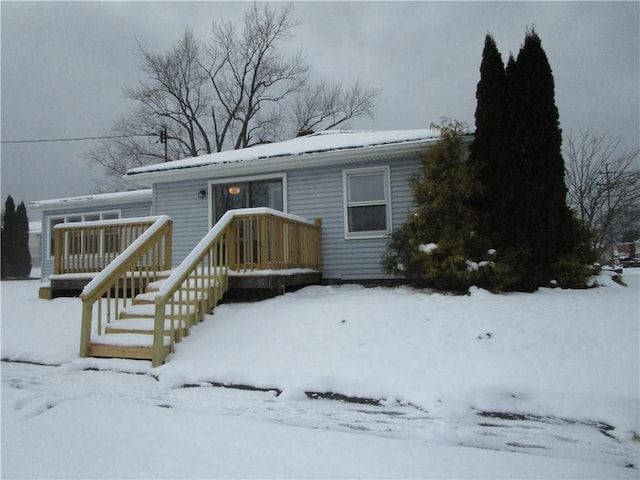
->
(28, 221, 42, 270)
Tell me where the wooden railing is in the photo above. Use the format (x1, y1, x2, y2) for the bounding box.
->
(54, 217, 166, 275)
(150, 208, 321, 366)
(228, 210, 322, 271)
(78, 216, 173, 358)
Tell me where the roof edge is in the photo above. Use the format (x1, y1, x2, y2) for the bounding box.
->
(29, 189, 152, 210)
(124, 137, 441, 187)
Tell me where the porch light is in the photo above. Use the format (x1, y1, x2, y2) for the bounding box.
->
(198, 189, 207, 199)
(227, 186, 241, 195)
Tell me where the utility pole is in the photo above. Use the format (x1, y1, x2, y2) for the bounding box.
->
(158, 126, 168, 162)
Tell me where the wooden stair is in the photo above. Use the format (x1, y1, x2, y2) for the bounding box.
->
(78, 209, 321, 366)
(89, 334, 172, 362)
(88, 271, 223, 362)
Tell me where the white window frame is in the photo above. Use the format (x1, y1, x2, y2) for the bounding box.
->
(47, 210, 121, 258)
(343, 166, 392, 239)
(208, 173, 288, 229)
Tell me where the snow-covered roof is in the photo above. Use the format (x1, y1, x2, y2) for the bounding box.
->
(125, 129, 441, 185)
(29, 189, 152, 210)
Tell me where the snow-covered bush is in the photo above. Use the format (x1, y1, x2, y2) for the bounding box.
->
(382, 120, 491, 292)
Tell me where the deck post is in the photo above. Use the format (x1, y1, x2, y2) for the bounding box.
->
(259, 215, 268, 269)
(313, 218, 322, 269)
(164, 221, 173, 271)
(227, 219, 238, 269)
(151, 301, 165, 367)
(54, 229, 62, 274)
(79, 301, 93, 358)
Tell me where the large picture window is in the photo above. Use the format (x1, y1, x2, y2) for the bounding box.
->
(47, 210, 120, 258)
(343, 167, 391, 238)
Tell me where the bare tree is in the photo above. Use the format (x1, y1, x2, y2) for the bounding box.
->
(201, 3, 308, 150)
(128, 29, 212, 158)
(564, 130, 640, 253)
(292, 80, 379, 134)
(89, 3, 378, 191)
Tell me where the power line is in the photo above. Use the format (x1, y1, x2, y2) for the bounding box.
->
(1, 133, 155, 145)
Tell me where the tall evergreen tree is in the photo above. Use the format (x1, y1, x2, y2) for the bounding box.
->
(1, 196, 32, 279)
(1, 195, 17, 278)
(468, 34, 507, 255)
(497, 52, 535, 276)
(470, 29, 588, 290)
(15, 201, 32, 278)
(507, 29, 577, 287)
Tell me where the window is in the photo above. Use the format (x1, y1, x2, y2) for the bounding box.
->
(48, 210, 120, 258)
(343, 167, 391, 238)
(49, 218, 65, 257)
(211, 176, 285, 223)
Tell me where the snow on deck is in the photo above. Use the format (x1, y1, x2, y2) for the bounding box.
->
(90, 333, 171, 347)
(228, 268, 319, 276)
(106, 318, 187, 331)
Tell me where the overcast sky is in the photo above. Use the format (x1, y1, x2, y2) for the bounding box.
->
(2, 1, 639, 219)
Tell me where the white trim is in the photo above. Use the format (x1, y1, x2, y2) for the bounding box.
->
(46, 209, 121, 258)
(342, 166, 392, 240)
(207, 173, 288, 229)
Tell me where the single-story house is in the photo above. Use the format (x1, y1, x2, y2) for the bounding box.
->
(28, 221, 42, 270)
(123, 129, 448, 282)
(28, 129, 466, 285)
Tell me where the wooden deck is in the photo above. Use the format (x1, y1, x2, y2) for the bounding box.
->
(44, 209, 322, 366)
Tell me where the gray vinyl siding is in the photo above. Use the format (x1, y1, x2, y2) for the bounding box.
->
(39, 200, 152, 280)
(39, 154, 421, 282)
(153, 180, 211, 267)
(287, 154, 421, 280)
(148, 153, 422, 280)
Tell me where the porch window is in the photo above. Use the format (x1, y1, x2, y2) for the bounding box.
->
(343, 167, 391, 238)
(213, 178, 284, 222)
(48, 210, 121, 258)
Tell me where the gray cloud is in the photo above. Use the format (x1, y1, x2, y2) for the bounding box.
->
(2, 1, 638, 219)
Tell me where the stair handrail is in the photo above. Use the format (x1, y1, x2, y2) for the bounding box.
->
(79, 215, 173, 358)
(150, 207, 319, 366)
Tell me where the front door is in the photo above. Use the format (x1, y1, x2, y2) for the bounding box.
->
(213, 178, 283, 222)
(212, 178, 285, 267)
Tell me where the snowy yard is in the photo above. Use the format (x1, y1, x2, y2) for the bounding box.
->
(1, 270, 639, 478)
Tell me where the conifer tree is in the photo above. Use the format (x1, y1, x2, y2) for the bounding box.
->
(469, 29, 591, 290)
(1, 196, 17, 278)
(15, 201, 32, 278)
(1, 195, 32, 279)
(382, 120, 487, 291)
(506, 29, 577, 287)
(468, 34, 507, 255)
(495, 51, 535, 281)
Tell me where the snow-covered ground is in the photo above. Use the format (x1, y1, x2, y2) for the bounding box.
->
(1, 270, 639, 478)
